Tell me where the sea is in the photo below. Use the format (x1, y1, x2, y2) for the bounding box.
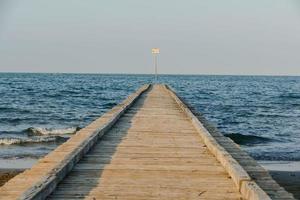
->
(0, 73, 300, 162)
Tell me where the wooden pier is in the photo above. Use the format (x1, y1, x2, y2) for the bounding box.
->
(0, 85, 295, 200)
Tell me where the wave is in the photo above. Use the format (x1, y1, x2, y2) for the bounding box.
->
(0, 136, 67, 145)
(103, 102, 117, 108)
(224, 133, 273, 146)
(26, 127, 80, 136)
(278, 93, 300, 99)
(250, 151, 300, 161)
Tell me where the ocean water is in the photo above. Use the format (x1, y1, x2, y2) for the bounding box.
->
(0, 73, 299, 161)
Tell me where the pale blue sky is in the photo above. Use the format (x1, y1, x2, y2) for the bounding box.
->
(0, 0, 300, 75)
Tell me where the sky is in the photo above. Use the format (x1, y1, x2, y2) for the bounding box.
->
(0, 0, 300, 75)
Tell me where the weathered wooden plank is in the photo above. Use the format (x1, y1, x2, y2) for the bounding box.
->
(0, 85, 150, 200)
(46, 85, 243, 200)
(165, 85, 295, 200)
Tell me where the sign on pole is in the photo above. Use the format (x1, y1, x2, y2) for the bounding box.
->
(152, 48, 160, 54)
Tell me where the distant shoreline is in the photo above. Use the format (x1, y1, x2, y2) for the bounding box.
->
(0, 169, 23, 187)
(0, 158, 36, 187)
(0, 72, 299, 77)
(260, 161, 300, 199)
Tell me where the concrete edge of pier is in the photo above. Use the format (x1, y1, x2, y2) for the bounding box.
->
(164, 84, 295, 200)
(0, 84, 151, 200)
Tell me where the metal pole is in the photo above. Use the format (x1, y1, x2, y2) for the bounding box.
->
(152, 48, 159, 83)
(154, 53, 158, 82)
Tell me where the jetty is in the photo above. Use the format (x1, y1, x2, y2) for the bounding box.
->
(0, 84, 295, 200)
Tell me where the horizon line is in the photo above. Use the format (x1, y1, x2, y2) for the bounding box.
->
(0, 71, 300, 77)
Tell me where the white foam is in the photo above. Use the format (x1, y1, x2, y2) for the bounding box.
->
(0, 137, 58, 145)
(27, 127, 78, 136)
(259, 161, 300, 172)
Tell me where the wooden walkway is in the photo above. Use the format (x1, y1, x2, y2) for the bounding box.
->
(48, 85, 241, 199)
(0, 85, 295, 200)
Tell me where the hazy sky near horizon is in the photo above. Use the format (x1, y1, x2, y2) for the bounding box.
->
(0, 1, 300, 75)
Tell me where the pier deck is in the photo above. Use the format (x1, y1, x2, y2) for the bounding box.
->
(48, 85, 241, 200)
(0, 85, 295, 200)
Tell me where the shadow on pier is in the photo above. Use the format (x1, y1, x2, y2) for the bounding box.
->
(46, 90, 149, 199)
